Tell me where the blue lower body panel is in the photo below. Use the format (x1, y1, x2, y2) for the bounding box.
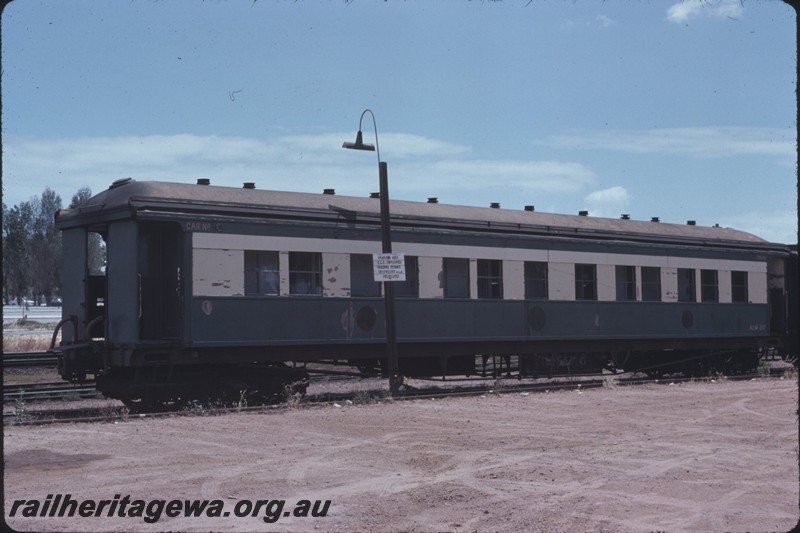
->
(188, 296, 769, 348)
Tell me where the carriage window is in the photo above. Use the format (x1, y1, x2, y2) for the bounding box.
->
(443, 258, 470, 298)
(575, 264, 597, 301)
(641, 267, 661, 302)
(477, 259, 503, 299)
(351, 254, 381, 297)
(289, 252, 322, 295)
(89, 232, 107, 276)
(701, 269, 719, 302)
(524, 261, 548, 299)
(395, 256, 419, 298)
(677, 268, 696, 302)
(731, 271, 748, 302)
(245, 251, 279, 296)
(615, 265, 637, 301)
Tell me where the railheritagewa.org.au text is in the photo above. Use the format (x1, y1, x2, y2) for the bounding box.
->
(9, 494, 331, 524)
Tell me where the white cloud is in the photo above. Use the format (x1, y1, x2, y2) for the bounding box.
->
(667, 0, 744, 24)
(376, 133, 472, 160)
(583, 186, 632, 218)
(277, 132, 471, 162)
(4, 132, 791, 244)
(711, 0, 744, 20)
(2, 133, 594, 209)
(596, 15, 616, 28)
(666, 2, 701, 23)
(417, 159, 596, 194)
(563, 15, 617, 30)
(536, 127, 795, 162)
(718, 209, 798, 245)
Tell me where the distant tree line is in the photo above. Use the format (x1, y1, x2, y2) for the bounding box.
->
(2, 186, 104, 306)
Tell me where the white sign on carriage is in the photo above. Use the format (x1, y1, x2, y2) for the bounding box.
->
(373, 253, 406, 282)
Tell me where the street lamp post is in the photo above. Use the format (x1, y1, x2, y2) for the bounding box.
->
(343, 109, 400, 396)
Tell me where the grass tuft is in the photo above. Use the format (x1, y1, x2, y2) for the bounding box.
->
(352, 389, 388, 405)
(3, 322, 59, 353)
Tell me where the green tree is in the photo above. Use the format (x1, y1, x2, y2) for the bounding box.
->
(2, 201, 34, 304)
(69, 187, 93, 207)
(28, 188, 63, 304)
(3, 186, 101, 304)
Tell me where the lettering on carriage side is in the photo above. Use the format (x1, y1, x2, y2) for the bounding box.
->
(184, 221, 224, 232)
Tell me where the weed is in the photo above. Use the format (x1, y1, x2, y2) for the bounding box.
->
(61, 392, 83, 402)
(99, 405, 130, 422)
(602, 378, 618, 390)
(491, 379, 509, 393)
(10, 319, 55, 331)
(3, 334, 52, 353)
(352, 389, 388, 405)
(183, 399, 222, 417)
(284, 381, 306, 409)
(12, 393, 32, 425)
(3, 321, 59, 353)
(236, 389, 248, 412)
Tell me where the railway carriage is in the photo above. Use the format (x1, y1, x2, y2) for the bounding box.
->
(53, 178, 797, 407)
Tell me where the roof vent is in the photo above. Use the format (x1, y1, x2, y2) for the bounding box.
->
(197, 178, 211, 186)
(490, 202, 501, 209)
(323, 188, 336, 195)
(370, 192, 380, 199)
(651, 217, 660, 223)
(524, 205, 535, 212)
(243, 182, 256, 189)
(109, 177, 134, 189)
(579, 210, 589, 216)
(687, 220, 696, 226)
(620, 214, 630, 220)
(427, 197, 438, 204)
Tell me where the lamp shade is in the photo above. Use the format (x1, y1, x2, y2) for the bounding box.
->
(342, 130, 376, 151)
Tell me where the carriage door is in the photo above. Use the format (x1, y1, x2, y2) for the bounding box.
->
(138, 222, 183, 340)
(768, 257, 787, 336)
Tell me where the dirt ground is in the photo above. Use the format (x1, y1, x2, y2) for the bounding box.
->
(3, 377, 799, 532)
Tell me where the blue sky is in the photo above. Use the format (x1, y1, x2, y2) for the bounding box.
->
(2, 0, 797, 243)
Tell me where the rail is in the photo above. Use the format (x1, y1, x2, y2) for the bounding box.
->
(3, 351, 58, 367)
(4, 372, 790, 426)
(4, 381, 97, 403)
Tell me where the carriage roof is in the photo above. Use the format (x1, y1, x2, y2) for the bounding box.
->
(56, 179, 780, 250)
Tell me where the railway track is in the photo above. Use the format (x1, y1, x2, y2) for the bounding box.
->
(4, 370, 790, 426)
(2, 361, 789, 405)
(0, 373, 351, 407)
(4, 381, 97, 403)
(3, 375, 602, 425)
(3, 351, 58, 367)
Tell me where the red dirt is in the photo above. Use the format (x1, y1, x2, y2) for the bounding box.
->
(4, 377, 798, 532)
